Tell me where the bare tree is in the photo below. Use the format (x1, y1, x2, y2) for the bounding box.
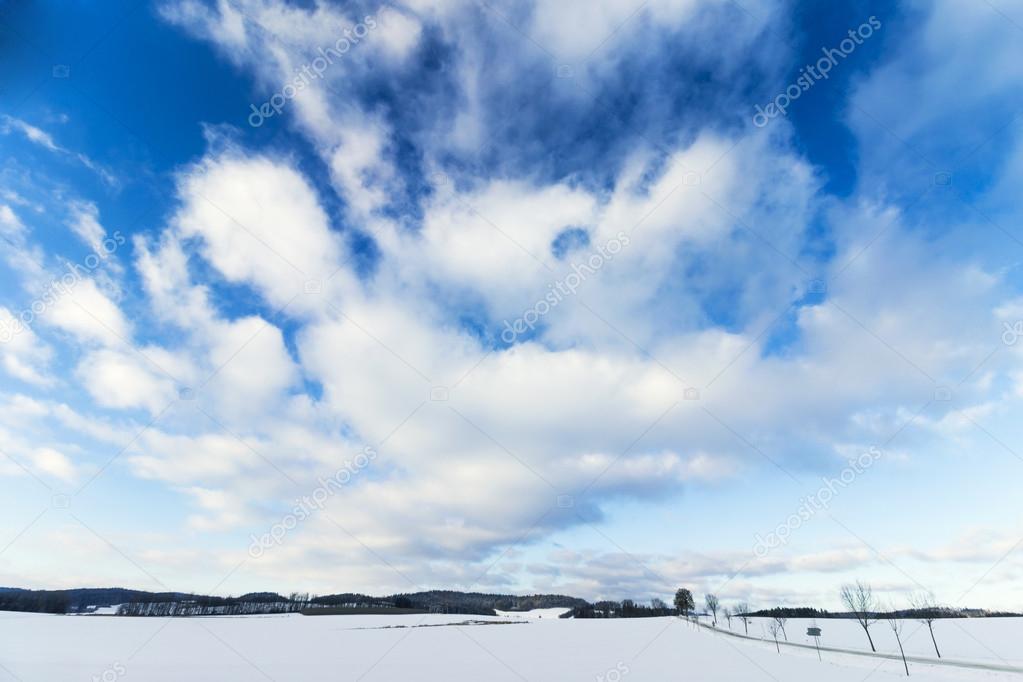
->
(773, 615, 788, 641)
(723, 607, 732, 629)
(841, 581, 878, 652)
(735, 601, 752, 635)
(885, 603, 910, 676)
(705, 594, 720, 627)
(767, 619, 782, 652)
(910, 592, 942, 658)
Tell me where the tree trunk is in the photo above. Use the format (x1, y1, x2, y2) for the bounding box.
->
(928, 622, 941, 658)
(895, 631, 909, 676)
(863, 624, 876, 652)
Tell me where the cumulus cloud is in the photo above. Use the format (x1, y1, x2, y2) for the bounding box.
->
(75, 347, 180, 414)
(47, 278, 132, 345)
(173, 152, 348, 312)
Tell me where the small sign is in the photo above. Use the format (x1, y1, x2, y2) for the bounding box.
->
(808, 626, 823, 661)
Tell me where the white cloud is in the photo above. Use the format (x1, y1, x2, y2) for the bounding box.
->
(66, 201, 108, 256)
(47, 278, 132, 345)
(204, 315, 299, 419)
(0, 204, 25, 238)
(183, 486, 247, 530)
(134, 232, 216, 330)
(76, 347, 179, 414)
(29, 446, 76, 482)
(174, 152, 347, 312)
(1, 115, 60, 151)
(1, 115, 117, 185)
(326, 118, 398, 218)
(0, 307, 53, 386)
(0, 203, 46, 282)
(374, 7, 421, 60)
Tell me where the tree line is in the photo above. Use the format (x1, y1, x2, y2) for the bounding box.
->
(0, 589, 70, 614)
(567, 598, 675, 618)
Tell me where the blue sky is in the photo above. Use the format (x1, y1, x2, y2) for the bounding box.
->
(1, 0, 1023, 611)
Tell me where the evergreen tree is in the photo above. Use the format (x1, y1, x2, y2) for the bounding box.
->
(674, 588, 694, 617)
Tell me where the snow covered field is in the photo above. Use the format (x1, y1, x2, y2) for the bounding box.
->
(1, 610, 1021, 681)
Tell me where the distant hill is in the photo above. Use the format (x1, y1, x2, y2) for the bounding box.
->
(0, 586, 588, 617)
(375, 590, 588, 616)
(0, 587, 194, 614)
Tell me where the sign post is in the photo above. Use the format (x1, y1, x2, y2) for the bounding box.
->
(807, 627, 822, 661)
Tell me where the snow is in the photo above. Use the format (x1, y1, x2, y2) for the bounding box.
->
(74, 604, 122, 615)
(1, 610, 1021, 681)
(493, 608, 572, 620)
